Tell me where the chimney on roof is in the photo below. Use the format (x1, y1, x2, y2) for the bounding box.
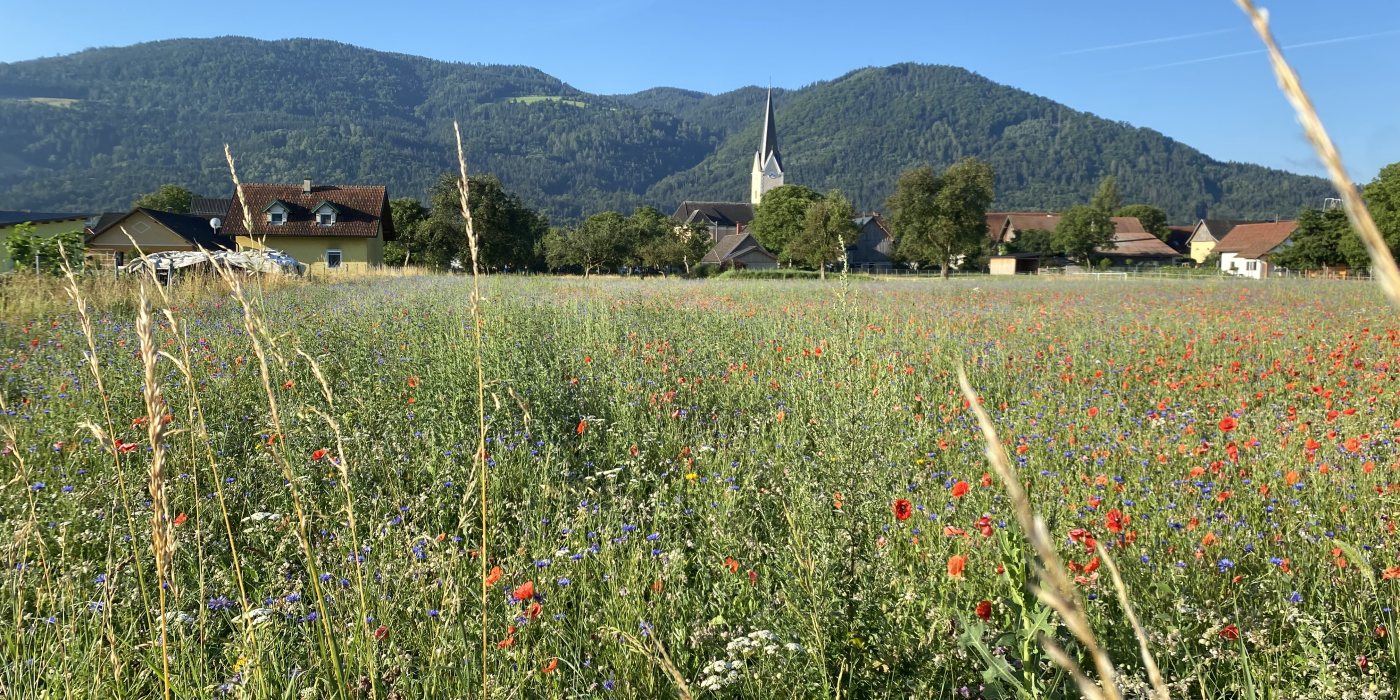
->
(303, 178, 313, 194)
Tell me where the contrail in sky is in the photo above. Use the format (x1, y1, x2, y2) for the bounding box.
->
(1120, 29, 1400, 72)
(1056, 28, 1243, 56)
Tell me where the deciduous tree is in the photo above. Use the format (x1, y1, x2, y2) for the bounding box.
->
(1116, 204, 1169, 240)
(1053, 205, 1115, 265)
(788, 190, 857, 278)
(888, 158, 995, 278)
(1090, 175, 1121, 213)
(749, 184, 821, 262)
(1272, 208, 1348, 271)
(133, 184, 193, 214)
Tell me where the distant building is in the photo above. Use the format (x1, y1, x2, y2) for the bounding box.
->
(847, 214, 894, 271)
(750, 90, 784, 205)
(1187, 219, 1260, 263)
(1216, 220, 1296, 279)
(671, 201, 755, 243)
(1163, 225, 1194, 255)
(0, 211, 91, 272)
(220, 180, 395, 273)
(85, 208, 234, 268)
(994, 212, 1180, 264)
(698, 231, 777, 269)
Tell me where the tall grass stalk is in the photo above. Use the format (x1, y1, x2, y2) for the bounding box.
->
(1234, 0, 1400, 310)
(451, 120, 492, 697)
(225, 144, 349, 697)
(135, 286, 174, 700)
(958, 366, 1133, 700)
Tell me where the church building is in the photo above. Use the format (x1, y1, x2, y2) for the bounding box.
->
(672, 90, 782, 269)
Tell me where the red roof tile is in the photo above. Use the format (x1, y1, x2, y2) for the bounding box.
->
(1215, 221, 1296, 259)
(223, 183, 393, 239)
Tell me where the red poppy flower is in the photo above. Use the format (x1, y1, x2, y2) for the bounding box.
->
(947, 554, 967, 578)
(576, 419, 587, 435)
(724, 557, 740, 574)
(1220, 624, 1240, 641)
(1218, 416, 1237, 432)
(526, 602, 543, 619)
(485, 566, 502, 586)
(975, 600, 992, 621)
(1087, 407, 1099, 418)
(892, 498, 913, 521)
(407, 376, 419, 388)
(976, 515, 994, 538)
(311, 448, 329, 462)
(542, 658, 558, 673)
(512, 581, 535, 602)
(374, 625, 389, 641)
(951, 481, 970, 498)
(173, 512, 188, 527)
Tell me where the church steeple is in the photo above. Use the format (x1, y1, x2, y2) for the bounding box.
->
(751, 88, 785, 205)
(759, 89, 781, 172)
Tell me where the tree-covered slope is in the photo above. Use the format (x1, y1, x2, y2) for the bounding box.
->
(0, 39, 1330, 222)
(644, 64, 1331, 220)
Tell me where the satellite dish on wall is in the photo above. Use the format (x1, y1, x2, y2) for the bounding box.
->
(210, 217, 223, 230)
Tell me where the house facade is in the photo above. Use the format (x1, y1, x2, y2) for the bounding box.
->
(995, 213, 1180, 264)
(220, 180, 394, 273)
(0, 211, 90, 272)
(85, 208, 233, 267)
(1187, 219, 1258, 263)
(847, 214, 894, 271)
(1216, 221, 1296, 279)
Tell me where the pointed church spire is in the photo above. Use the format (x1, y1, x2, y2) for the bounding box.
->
(759, 88, 782, 171)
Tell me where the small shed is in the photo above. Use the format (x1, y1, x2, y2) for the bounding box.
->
(990, 254, 1041, 275)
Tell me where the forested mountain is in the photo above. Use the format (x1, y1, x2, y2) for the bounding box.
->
(0, 38, 1330, 222)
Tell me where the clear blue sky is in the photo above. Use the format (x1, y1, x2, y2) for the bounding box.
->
(5, 0, 1397, 181)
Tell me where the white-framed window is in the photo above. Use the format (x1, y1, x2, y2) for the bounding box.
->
(1246, 260, 1258, 271)
(269, 211, 285, 225)
(314, 204, 337, 226)
(326, 249, 342, 269)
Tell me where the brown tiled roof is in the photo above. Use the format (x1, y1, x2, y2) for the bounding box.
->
(1101, 230, 1180, 258)
(1005, 212, 1061, 235)
(1215, 221, 1296, 258)
(700, 231, 774, 264)
(223, 184, 393, 239)
(1002, 213, 1146, 237)
(985, 212, 1011, 242)
(672, 201, 755, 228)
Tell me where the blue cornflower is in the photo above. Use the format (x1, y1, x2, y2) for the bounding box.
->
(1289, 591, 1302, 604)
(31, 482, 44, 491)
(646, 533, 660, 541)
(557, 578, 571, 587)
(1217, 559, 1235, 573)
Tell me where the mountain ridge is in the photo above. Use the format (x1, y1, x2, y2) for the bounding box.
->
(0, 37, 1332, 223)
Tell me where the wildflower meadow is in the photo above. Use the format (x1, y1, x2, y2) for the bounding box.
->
(2, 274, 1398, 699)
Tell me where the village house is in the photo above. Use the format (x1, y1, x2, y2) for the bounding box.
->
(1186, 218, 1259, 263)
(0, 210, 91, 271)
(993, 212, 1181, 265)
(220, 180, 395, 273)
(85, 208, 234, 267)
(847, 214, 895, 271)
(1215, 220, 1296, 279)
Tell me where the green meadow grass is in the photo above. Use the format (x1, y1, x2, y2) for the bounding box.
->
(1, 275, 1396, 698)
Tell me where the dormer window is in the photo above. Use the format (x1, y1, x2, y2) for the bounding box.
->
(263, 200, 290, 226)
(311, 201, 340, 227)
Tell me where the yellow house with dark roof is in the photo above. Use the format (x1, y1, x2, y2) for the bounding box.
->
(220, 180, 395, 274)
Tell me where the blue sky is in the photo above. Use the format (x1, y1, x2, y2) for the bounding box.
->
(5, 0, 1397, 181)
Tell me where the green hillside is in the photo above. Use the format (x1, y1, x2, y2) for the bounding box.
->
(0, 38, 1330, 222)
